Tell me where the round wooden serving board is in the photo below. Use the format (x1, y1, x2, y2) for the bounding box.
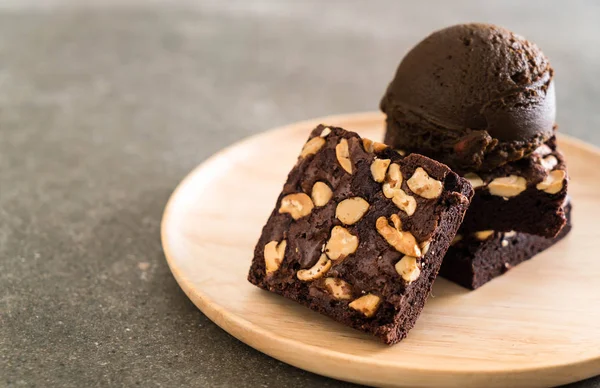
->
(161, 112, 600, 388)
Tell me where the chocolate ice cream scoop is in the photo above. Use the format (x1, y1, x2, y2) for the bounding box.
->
(381, 23, 556, 172)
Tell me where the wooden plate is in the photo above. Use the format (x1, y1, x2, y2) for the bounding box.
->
(161, 112, 600, 388)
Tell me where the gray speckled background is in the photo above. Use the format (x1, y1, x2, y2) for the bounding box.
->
(1, 1, 599, 387)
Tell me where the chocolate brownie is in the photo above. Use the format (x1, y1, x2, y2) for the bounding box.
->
(380, 23, 555, 172)
(459, 137, 568, 237)
(440, 202, 572, 289)
(248, 125, 473, 344)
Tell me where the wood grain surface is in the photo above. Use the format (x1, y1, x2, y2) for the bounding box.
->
(161, 112, 600, 388)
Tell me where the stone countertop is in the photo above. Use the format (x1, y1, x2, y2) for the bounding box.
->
(1, 1, 599, 387)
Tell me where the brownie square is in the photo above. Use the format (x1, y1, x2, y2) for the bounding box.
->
(440, 202, 572, 289)
(458, 137, 568, 238)
(248, 125, 473, 344)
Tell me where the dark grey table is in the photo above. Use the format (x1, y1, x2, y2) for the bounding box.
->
(2, 1, 599, 387)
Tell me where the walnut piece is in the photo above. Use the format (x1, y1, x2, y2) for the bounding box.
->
(264, 240, 287, 275)
(370, 158, 391, 183)
(463, 172, 485, 189)
(323, 278, 353, 300)
(336, 197, 370, 225)
(474, 230, 494, 241)
(300, 137, 326, 158)
(279, 193, 314, 220)
(349, 293, 381, 318)
(362, 138, 387, 153)
(311, 181, 332, 207)
(395, 255, 421, 283)
(325, 226, 359, 261)
(390, 213, 402, 230)
(407, 167, 443, 199)
(536, 169, 566, 194)
(335, 138, 352, 174)
(376, 216, 421, 257)
(297, 253, 332, 281)
(487, 175, 527, 197)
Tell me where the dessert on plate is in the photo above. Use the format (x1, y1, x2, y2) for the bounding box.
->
(248, 125, 472, 344)
(247, 22, 574, 344)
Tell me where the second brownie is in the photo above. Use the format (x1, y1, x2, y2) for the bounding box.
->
(440, 202, 572, 289)
(458, 137, 568, 238)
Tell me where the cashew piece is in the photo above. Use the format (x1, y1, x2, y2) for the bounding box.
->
(311, 182, 333, 207)
(536, 169, 566, 194)
(279, 193, 314, 220)
(370, 158, 391, 183)
(323, 278, 353, 300)
(395, 255, 421, 283)
(392, 188, 417, 216)
(349, 294, 381, 318)
(336, 138, 352, 174)
(264, 240, 287, 275)
(300, 137, 326, 158)
(336, 197, 370, 225)
(407, 167, 443, 199)
(382, 163, 402, 198)
(463, 172, 485, 189)
(451, 234, 463, 246)
(297, 254, 332, 281)
(540, 155, 558, 170)
(488, 175, 527, 197)
(362, 138, 387, 153)
(474, 230, 494, 241)
(320, 127, 331, 138)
